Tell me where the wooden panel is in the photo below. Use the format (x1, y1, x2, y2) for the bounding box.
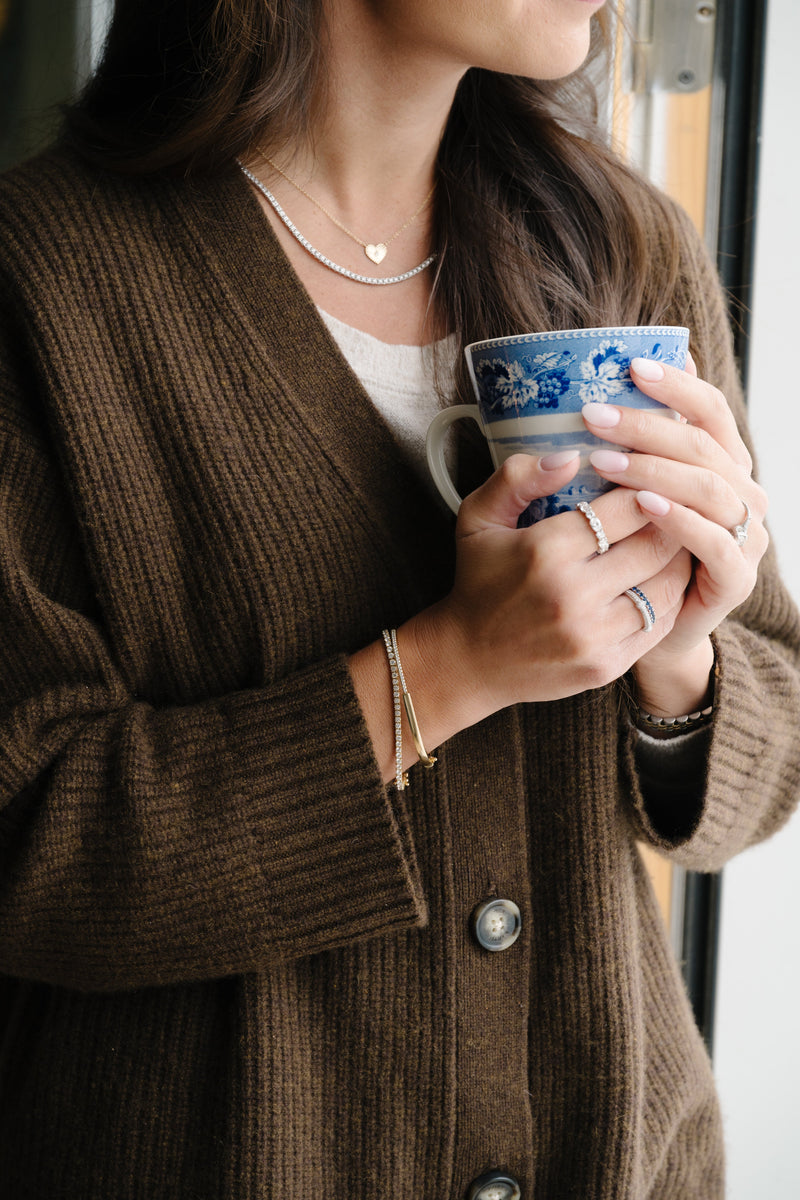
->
(638, 843, 673, 925)
(663, 87, 713, 233)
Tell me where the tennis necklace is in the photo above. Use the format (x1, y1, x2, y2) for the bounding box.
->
(239, 162, 437, 287)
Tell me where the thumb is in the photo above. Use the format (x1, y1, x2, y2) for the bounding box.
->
(457, 450, 580, 534)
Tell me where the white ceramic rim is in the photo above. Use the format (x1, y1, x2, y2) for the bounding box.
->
(465, 325, 690, 355)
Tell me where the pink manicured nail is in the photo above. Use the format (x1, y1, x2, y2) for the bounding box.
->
(631, 357, 665, 381)
(637, 490, 671, 516)
(539, 449, 580, 470)
(589, 449, 629, 473)
(582, 403, 621, 428)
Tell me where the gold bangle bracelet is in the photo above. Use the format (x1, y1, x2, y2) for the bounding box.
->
(386, 629, 438, 772)
(401, 691, 438, 768)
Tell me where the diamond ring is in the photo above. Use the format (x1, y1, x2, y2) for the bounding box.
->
(731, 498, 751, 547)
(577, 501, 610, 555)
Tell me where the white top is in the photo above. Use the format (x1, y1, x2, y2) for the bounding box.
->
(318, 307, 458, 494)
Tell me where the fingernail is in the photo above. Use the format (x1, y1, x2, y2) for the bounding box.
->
(637, 490, 671, 516)
(590, 449, 629, 473)
(631, 357, 665, 382)
(539, 449, 580, 470)
(582, 403, 621, 428)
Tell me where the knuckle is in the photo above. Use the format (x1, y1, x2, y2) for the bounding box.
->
(664, 567, 691, 607)
(740, 449, 755, 477)
(498, 454, 528, 489)
(529, 518, 570, 566)
(542, 592, 593, 660)
(497, 456, 518, 486)
(583, 661, 614, 691)
(530, 516, 556, 551)
(648, 525, 682, 564)
(626, 407, 651, 440)
(706, 384, 729, 420)
(699, 469, 733, 510)
(560, 629, 588, 661)
(536, 584, 568, 626)
(686, 423, 714, 461)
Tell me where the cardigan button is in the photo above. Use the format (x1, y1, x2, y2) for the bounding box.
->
(472, 898, 522, 952)
(467, 1171, 522, 1200)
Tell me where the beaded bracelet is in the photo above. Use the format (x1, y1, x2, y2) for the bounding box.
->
(382, 628, 437, 790)
(630, 646, 718, 739)
(635, 705, 714, 738)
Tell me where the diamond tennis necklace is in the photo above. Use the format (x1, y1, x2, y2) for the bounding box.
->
(239, 163, 437, 287)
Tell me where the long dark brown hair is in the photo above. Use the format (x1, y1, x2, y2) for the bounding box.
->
(63, 0, 687, 394)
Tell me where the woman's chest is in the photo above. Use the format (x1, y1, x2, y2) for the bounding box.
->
(52, 332, 452, 703)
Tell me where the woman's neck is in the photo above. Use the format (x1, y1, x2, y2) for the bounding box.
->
(244, 1, 467, 346)
(261, 1, 464, 221)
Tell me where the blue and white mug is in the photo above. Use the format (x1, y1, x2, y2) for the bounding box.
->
(427, 325, 689, 525)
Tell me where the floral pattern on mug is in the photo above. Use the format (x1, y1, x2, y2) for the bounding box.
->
(442, 325, 690, 525)
(577, 339, 631, 404)
(475, 350, 574, 414)
(637, 342, 685, 366)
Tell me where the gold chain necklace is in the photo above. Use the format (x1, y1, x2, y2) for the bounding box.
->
(263, 157, 436, 266)
(239, 163, 437, 287)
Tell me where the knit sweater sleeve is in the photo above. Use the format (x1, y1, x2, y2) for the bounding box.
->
(0, 310, 426, 993)
(621, 205, 800, 869)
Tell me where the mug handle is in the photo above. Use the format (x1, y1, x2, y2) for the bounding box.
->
(425, 404, 482, 515)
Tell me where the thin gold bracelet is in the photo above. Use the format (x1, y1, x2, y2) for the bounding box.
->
(390, 629, 438, 768)
(382, 629, 437, 787)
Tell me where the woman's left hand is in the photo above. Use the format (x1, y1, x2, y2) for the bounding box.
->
(581, 354, 769, 709)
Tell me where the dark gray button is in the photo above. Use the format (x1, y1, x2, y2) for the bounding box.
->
(467, 1171, 522, 1200)
(472, 898, 522, 952)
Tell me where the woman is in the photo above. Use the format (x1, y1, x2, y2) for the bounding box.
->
(0, 1, 797, 1196)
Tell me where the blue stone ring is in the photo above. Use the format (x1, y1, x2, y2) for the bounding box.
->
(624, 585, 656, 633)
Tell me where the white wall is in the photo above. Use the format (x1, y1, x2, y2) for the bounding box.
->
(89, 0, 112, 66)
(713, 1, 800, 1195)
(75, 0, 112, 74)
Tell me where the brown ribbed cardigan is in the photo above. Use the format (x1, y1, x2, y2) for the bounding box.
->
(1, 150, 799, 1200)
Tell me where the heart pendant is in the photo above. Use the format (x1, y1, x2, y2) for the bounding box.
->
(365, 243, 388, 265)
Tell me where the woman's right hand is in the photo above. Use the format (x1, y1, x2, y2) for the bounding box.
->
(409, 450, 694, 724)
(350, 449, 693, 782)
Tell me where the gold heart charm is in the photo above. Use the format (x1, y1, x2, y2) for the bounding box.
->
(365, 243, 388, 265)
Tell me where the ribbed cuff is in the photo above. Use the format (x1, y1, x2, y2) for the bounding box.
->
(206, 654, 428, 965)
(623, 624, 800, 871)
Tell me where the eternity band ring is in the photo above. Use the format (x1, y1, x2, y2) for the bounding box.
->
(624, 586, 656, 633)
(731, 498, 752, 547)
(577, 501, 610, 554)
